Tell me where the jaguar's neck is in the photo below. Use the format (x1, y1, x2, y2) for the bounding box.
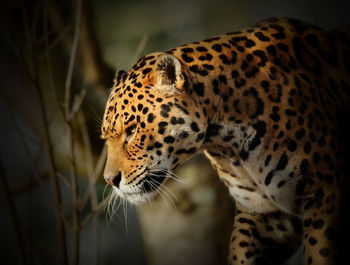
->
(169, 35, 270, 129)
(166, 35, 276, 155)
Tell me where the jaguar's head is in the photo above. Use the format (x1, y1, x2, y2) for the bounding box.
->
(101, 53, 207, 204)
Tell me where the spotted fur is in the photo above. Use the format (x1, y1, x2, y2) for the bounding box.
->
(101, 17, 350, 264)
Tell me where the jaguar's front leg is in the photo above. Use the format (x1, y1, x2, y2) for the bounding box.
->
(228, 204, 302, 265)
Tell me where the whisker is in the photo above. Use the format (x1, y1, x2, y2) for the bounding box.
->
(104, 187, 126, 225)
(141, 183, 152, 205)
(147, 178, 178, 210)
(91, 107, 103, 125)
(146, 180, 171, 209)
(148, 159, 161, 170)
(156, 168, 184, 180)
(156, 182, 179, 203)
(124, 198, 129, 234)
(110, 195, 118, 222)
(165, 170, 188, 183)
(152, 180, 177, 210)
(151, 169, 187, 184)
(122, 197, 129, 233)
(153, 182, 178, 210)
(107, 192, 120, 224)
(106, 189, 114, 221)
(147, 173, 179, 202)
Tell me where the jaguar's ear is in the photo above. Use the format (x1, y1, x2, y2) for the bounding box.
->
(114, 70, 126, 85)
(154, 54, 185, 96)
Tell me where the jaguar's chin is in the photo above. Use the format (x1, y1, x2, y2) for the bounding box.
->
(124, 191, 156, 204)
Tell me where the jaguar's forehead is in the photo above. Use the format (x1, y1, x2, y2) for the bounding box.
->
(101, 53, 177, 139)
(115, 58, 156, 88)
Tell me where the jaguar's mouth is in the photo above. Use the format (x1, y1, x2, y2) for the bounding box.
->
(117, 170, 167, 204)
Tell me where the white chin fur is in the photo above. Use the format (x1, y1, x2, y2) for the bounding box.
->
(127, 192, 157, 204)
(112, 187, 157, 205)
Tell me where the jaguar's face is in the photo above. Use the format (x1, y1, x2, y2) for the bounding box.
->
(101, 53, 206, 204)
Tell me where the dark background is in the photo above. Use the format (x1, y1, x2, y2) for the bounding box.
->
(0, 0, 349, 265)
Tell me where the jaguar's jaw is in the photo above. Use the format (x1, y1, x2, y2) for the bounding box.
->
(110, 186, 154, 205)
(124, 190, 157, 204)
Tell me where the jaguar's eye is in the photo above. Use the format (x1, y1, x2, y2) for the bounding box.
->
(125, 124, 137, 143)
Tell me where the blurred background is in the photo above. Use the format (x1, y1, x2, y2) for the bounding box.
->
(0, 0, 349, 265)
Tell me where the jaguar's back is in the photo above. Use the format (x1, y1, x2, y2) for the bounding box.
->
(101, 17, 350, 264)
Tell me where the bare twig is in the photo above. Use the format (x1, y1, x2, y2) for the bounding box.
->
(0, 114, 41, 146)
(78, 192, 90, 212)
(0, 159, 28, 265)
(33, 59, 69, 265)
(78, 110, 100, 265)
(48, 0, 114, 88)
(4, 101, 59, 205)
(131, 34, 149, 66)
(43, 13, 65, 119)
(64, 0, 82, 121)
(20, 0, 34, 76)
(77, 142, 106, 213)
(67, 82, 81, 265)
(77, 110, 100, 213)
(11, 173, 49, 194)
(69, 87, 86, 122)
(36, 26, 57, 45)
(64, 1, 83, 264)
(1, 91, 70, 225)
(30, 1, 40, 43)
(0, 103, 47, 195)
(77, 142, 106, 212)
(7, 3, 70, 264)
(56, 172, 72, 190)
(38, 25, 71, 61)
(80, 197, 109, 228)
(5, 1, 116, 264)
(79, 0, 115, 87)
(94, 144, 107, 179)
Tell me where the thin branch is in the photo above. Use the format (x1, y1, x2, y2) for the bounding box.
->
(79, 0, 114, 87)
(69, 86, 86, 121)
(5, 4, 70, 262)
(1, 94, 70, 225)
(94, 144, 107, 179)
(78, 114, 106, 212)
(64, 0, 82, 121)
(131, 34, 149, 66)
(78, 142, 105, 211)
(48, 0, 114, 88)
(6, 1, 116, 265)
(78, 190, 91, 212)
(38, 25, 71, 61)
(33, 61, 69, 265)
(21, 2, 70, 263)
(78, 110, 100, 264)
(0, 114, 41, 147)
(0, 100, 47, 195)
(30, 1, 40, 43)
(64, 1, 83, 264)
(20, 0, 34, 76)
(0, 159, 28, 265)
(56, 172, 72, 190)
(36, 26, 56, 45)
(80, 197, 109, 228)
(67, 95, 80, 265)
(11, 173, 49, 194)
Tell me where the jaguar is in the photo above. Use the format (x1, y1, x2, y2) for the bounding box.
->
(101, 17, 350, 264)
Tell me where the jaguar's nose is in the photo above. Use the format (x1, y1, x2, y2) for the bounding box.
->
(105, 172, 122, 188)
